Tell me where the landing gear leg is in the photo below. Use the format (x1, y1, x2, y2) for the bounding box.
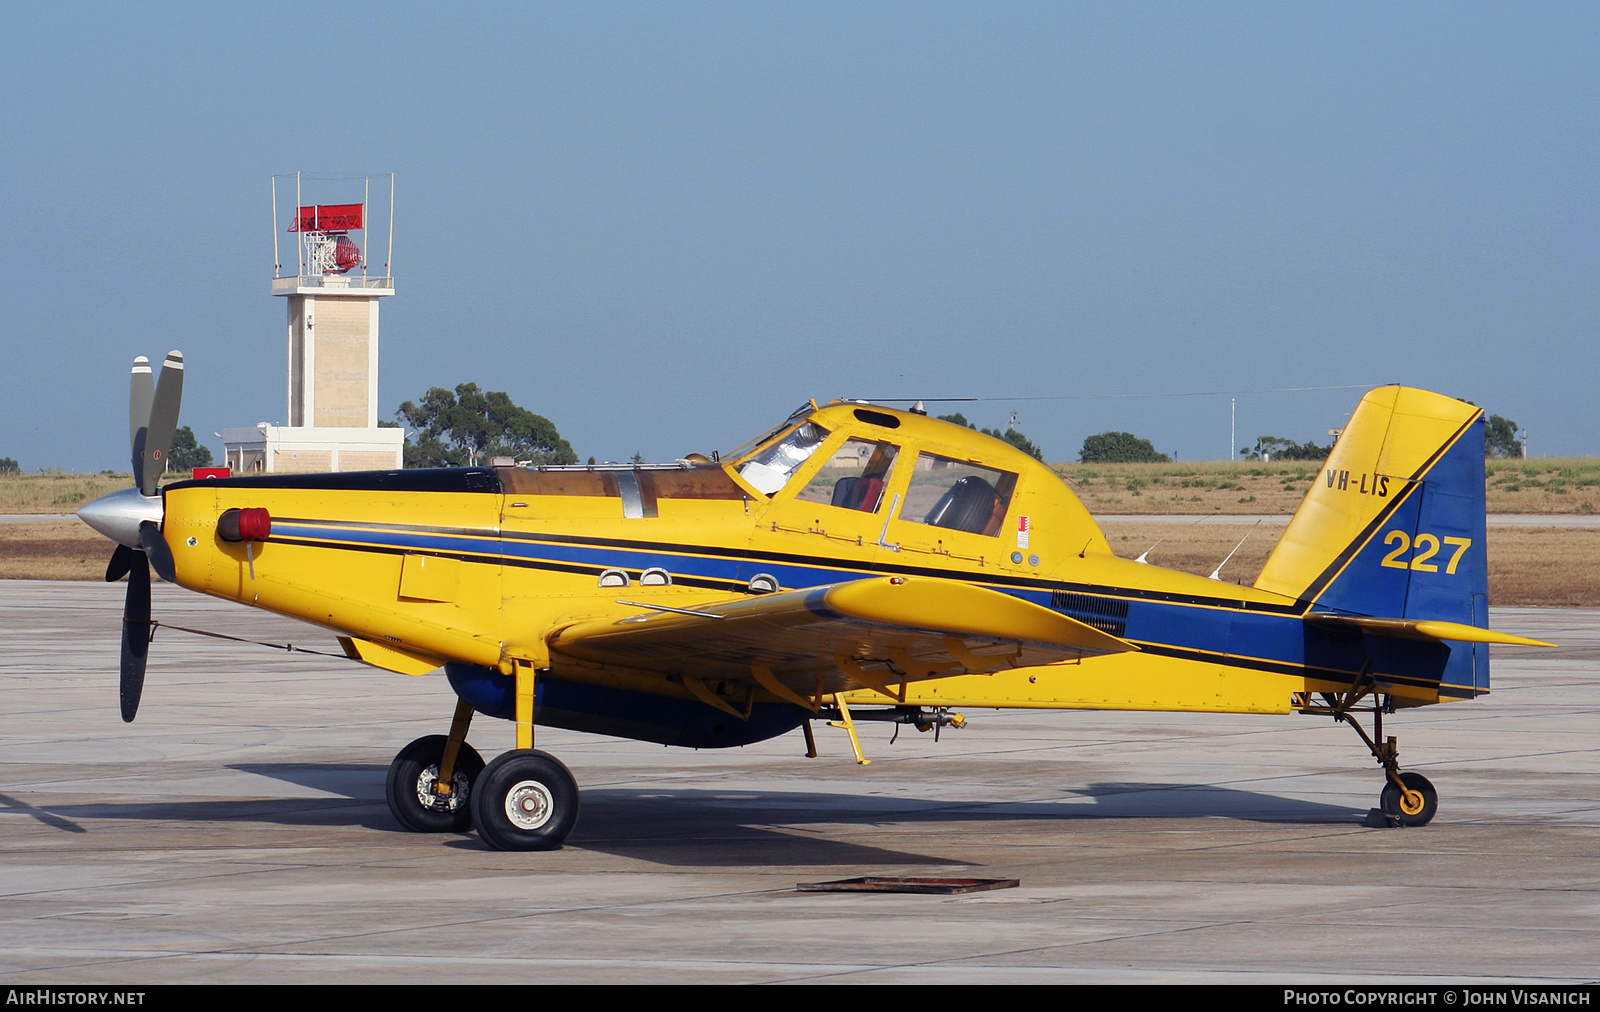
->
(385, 699, 484, 833)
(1295, 674, 1439, 828)
(469, 662, 582, 851)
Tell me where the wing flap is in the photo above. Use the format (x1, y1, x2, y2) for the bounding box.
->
(548, 576, 1137, 698)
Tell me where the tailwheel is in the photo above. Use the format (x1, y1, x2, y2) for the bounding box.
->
(1294, 677, 1441, 829)
(471, 749, 580, 851)
(1380, 771, 1438, 827)
(385, 734, 485, 833)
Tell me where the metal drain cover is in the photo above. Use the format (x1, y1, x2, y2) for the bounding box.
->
(797, 876, 1019, 895)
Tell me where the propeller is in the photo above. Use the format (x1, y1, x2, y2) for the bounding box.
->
(118, 547, 152, 722)
(79, 351, 185, 722)
(139, 352, 183, 497)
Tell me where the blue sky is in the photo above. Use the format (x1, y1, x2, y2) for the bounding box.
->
(2, 3, 1594, 470)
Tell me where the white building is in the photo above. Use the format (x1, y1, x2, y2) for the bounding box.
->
(223, 177, 405, 474)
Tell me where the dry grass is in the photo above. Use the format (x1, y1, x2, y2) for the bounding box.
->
(1054, 458, 1600, 515)
(1483, 458, 1600, 515)
(1100, 521, 1600, 608)
(1058, 461, 1317, 515)
(0, 473, 132, 513)
(0, 522, 113, 580)
(1480, 527, 1600, 608)
(1100, 520, 1281, 585)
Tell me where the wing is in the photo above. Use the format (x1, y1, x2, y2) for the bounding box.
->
(548, 575, 1138, 707)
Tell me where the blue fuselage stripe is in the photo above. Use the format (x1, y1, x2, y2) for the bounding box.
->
(267, 521, 1462, 691)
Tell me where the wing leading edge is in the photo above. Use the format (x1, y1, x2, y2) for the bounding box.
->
(547, 575, 1138, 704)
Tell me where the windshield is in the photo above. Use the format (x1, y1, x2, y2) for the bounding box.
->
(737, 421, 831, 495)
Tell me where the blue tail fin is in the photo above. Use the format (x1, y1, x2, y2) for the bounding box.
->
(1255, 387, 1491, 697)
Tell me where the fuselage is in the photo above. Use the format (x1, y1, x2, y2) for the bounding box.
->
(156, 401, 1472, 749)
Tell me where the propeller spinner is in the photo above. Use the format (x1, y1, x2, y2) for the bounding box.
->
(78, 351, 185, 722)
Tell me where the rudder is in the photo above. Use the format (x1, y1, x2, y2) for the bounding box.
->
(1254, 386, 1490, 696)
(1255, 386, 1486, 619)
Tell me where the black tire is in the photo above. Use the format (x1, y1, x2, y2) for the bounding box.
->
(385, 735, 485, 833)
(1380, 771, 1438, 827)
(470, 749, 580, 851)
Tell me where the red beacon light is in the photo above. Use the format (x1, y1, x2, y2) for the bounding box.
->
(218, 508, 271, 543)
(218, 507, 271, 580)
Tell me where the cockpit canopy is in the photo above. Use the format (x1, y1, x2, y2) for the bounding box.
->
(727, 402, 1063, 540)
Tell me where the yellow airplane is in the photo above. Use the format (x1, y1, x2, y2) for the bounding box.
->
(78, 353, 1552, 850)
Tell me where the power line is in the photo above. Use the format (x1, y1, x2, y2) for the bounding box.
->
(854, 383, 1385, 404)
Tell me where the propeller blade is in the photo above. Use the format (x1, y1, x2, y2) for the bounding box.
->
(140, 351, 184, 497)
(106, 543, 136, 583)
(119, 552, 151, 722)
(138, 520, 175, 583)
(129, 356, 153, 482)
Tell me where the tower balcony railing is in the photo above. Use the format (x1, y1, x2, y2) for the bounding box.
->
(272, 275, 395, 293)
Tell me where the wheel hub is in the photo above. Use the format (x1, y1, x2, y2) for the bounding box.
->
(504, 779, 554, 830)
(416, 764, 469, 812)
(1398, 788, 1426, 816)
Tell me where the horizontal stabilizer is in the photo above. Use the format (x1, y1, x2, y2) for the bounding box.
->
(1305, 613, 1555, 648)
(548, 576, 1137, 700)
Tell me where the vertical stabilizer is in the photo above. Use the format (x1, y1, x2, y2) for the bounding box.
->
(1256, 387, 1490, 698)
(1255, 386, 1486, 621)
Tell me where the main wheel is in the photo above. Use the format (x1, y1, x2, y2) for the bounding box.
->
(470, 749, 580, 851)
(1380, 771, 1438, 827)
(385, 735, 485, 833)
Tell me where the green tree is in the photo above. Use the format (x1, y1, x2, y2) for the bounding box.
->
(982, 427, 1043, 460)
(1240, 435, 1330, 462)
(1079, 431, 1170, 463)
(0, 457, 19, 475)
(167, 426, 214, 472)
(1484, 414, 1523, 458)
(937, 412, 1044, 460)
(397, 384, 578, 468)
(1458, 401, 1524, 459)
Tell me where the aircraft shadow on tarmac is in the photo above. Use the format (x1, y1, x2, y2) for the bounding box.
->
(0, 792, 88, 834)
(549, 784, 1367, 866)
(14, 764, 1367, 867)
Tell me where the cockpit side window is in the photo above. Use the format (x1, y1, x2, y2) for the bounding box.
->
(795, 438, 900, 512)
(736, 421, 831, 496)
(898, 454, 1017, 536)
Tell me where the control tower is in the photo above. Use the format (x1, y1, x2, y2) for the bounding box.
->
(224, 173, 405, 474)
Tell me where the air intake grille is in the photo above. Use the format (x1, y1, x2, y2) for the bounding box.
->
(1048, 591, 1129, 637)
